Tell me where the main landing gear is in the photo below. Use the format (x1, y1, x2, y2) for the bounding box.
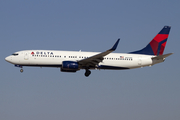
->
(85, 69, 91, 77)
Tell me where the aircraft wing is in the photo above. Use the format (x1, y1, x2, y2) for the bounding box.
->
(78, 39, 120, 68)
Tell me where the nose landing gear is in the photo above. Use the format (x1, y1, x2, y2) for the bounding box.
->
(20, 68, 23, 73)
(15, 65, 23, 73)
(85, 69, 91, 77)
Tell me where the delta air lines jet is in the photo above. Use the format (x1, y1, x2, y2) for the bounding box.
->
(5, 26, 172, 77)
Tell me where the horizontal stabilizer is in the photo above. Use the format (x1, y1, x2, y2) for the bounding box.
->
(152, 53, 173, 60)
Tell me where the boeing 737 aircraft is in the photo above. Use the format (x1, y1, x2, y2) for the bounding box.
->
(5, 26, 172, 77)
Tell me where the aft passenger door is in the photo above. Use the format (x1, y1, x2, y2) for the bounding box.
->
(138, 56, 142, 66)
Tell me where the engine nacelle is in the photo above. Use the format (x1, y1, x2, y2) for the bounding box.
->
(62, 61, 79, 71)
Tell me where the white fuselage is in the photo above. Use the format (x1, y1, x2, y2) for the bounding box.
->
(5, 50, 161, 70)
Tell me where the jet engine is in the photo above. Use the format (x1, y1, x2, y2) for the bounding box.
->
(61, 61, 79, 72)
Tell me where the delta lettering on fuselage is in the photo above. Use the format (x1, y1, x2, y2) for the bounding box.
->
(31, 51, 54, 55)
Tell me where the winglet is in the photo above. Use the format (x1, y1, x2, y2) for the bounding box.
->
(110, 39, 120, 51)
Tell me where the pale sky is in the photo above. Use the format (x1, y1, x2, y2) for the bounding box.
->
(1, 0, 180, 120)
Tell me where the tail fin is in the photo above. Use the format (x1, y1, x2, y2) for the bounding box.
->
(130, 26, 171, 56)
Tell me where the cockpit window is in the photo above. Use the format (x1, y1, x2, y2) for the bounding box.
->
(12, 53, 19, 56)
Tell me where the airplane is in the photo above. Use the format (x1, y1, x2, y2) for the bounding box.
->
(5, 26, 173, 77)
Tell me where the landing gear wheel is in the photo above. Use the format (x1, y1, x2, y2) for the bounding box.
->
(85, 69, 91, 77)
(20, 69, 23, 73)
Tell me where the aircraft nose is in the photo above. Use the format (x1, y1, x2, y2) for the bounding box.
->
(5, 56, 11, 63)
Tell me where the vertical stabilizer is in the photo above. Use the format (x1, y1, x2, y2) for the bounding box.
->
(130, 26, 171, 55)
